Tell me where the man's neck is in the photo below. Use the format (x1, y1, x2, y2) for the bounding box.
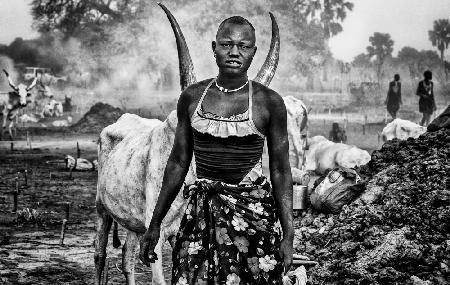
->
(216, 72, 248, 89)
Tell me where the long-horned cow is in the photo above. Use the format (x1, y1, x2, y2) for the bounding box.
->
(95, 4, 306, 285)
(1, 69, 37, 139)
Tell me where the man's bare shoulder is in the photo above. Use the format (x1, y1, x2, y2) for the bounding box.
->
(251, 81, 285, 111)
(180, 78, 214, 103)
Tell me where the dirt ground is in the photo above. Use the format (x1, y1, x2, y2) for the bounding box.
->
(0, 133, 175, 284)
(0, 115, 389, 285)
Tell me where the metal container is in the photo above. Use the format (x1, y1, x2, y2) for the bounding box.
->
(293, 185, 308, 210)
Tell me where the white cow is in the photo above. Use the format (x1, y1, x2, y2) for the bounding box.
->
(19, 113, 38, 123)
(381, 118, 426, 142)
(65, 154, 96, 170)
(52, 116, 72, 127)
(41, 99, 64, 118)
(95, 4, 285, 285)
(97, 112, 194, 284)
(304, 135, 371, 174)
(1, 69, 37, 139)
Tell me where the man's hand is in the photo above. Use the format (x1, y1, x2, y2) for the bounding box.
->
(279, 237, 293, 274)
(139, 225, 161, 267)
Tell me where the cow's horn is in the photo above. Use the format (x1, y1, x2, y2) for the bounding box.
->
(3, 69, 17, 90)
(27, 77, 38, 91)
(253, 12, 280, 87)
(158, 3, 196, 91)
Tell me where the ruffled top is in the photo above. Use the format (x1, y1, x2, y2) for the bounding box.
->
(190, 78, 265, 184)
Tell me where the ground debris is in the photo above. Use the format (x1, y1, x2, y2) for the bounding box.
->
(296, 129, 450, 284)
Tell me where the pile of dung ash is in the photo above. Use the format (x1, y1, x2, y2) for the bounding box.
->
(295, 128, 450, 285)
(70, 102, 123, 133)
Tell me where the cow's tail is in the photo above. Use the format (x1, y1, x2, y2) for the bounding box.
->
(112, 221, 121, 248)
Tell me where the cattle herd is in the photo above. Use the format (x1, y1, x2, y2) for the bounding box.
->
(0, 69, 66, 139)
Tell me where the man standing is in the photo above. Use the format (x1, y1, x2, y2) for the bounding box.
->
(385, 74, 402, 120)
(416, 70, 436, 126)
(329, 122, 347, 143)
(139, 16, 293, 284)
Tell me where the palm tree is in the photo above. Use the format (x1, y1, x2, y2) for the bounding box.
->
(366, 32, 394, 84)
(428, 19, 450, 78)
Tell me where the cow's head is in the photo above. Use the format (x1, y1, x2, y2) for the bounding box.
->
(3, 69, 37, 106)
(158, 3, 280, 91)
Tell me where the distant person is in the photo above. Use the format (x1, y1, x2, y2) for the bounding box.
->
(329, 122, 347, 143)
(385, 74, 402, 119)
(416, 70, 436, 126)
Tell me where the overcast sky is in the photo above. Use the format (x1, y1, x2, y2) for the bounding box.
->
(0, 0, 449, 62)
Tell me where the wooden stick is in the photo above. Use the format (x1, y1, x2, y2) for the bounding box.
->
(76, 142, 81, 158)
(24, 170, 28, 186)
(12, 190, 18, 214)
(16, 173, 20, 193)
(59, 218, 68, 245)
(64, 203, 70, 220)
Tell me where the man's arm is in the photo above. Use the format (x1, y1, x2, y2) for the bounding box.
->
(266, 92, 293, 271)
(149, 91, 193, 227)
(140, 90, 194, 266)
(416, 81, 424, 97)
(385, 82, 391, 104)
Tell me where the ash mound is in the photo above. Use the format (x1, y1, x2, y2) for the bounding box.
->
(70, 103, 123, 133)
(298, 128, 450, 285)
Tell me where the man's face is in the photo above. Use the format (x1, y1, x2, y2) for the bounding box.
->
(212, 23, 257, 76)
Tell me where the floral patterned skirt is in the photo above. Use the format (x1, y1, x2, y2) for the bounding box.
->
(172, 177, 284, 285)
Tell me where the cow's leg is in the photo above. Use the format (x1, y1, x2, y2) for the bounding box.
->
(1, 115, 5, 140)
(151, 236, 167, 285)
(94, 203, 113, 285)
(8, 119, 14, 140)
(122, 231, 140, 285)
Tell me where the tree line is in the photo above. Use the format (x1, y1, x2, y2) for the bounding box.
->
(355, 19, 450, 84)
(0, 1, 448, 93)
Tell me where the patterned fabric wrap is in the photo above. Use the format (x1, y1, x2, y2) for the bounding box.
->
(172, 177, 284, 285)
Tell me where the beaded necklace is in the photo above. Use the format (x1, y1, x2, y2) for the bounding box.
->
(215, 78, 249, 93)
